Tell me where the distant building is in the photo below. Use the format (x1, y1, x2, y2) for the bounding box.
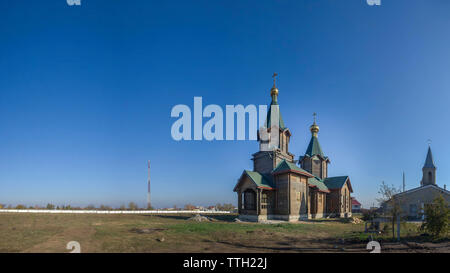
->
(391, 146, 450, 220)
(351, 198, 362, 213)
(233, 77, 353, 222)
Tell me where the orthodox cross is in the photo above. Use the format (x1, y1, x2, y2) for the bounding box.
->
(272, 72, 278, 86)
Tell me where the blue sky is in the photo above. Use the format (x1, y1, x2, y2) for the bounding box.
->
(1, 0, 450, 208)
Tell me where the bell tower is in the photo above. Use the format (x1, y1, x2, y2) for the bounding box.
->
(253, 73, 294, 174)
(300, 114, 330, 179)
(421, 145, 436, 186)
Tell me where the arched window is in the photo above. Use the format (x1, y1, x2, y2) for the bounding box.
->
(428, 172, 432, 183)
(244, 189, 256, 210)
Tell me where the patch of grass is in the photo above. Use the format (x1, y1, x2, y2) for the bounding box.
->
(1, 213, 447, 253)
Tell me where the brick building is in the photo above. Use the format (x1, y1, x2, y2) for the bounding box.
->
(233, 78, 353, 222)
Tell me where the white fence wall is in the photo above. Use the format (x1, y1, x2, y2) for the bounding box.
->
(0, 209, 230, 214)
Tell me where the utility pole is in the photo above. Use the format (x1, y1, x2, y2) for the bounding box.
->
(402, 171, 405, 192)
(147, 160, 151, 210)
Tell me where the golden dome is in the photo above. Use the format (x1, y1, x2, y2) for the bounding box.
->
(271, 86, 279, 97)
(270, 72, 279, 98)
(310, 123, 319, 136)
(310, 112, 319, 136)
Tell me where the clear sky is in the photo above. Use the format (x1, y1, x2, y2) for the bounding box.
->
(1, 0, 450, 209)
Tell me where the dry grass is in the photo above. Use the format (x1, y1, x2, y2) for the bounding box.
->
(0, 213, 447, 253)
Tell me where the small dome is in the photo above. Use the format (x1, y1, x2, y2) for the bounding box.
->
(310, 123, 319, 136)
(271, 86, 279, 97)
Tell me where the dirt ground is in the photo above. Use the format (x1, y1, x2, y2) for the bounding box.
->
(0, 212, 448, 253)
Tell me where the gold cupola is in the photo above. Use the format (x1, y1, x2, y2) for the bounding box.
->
(270, 84, 278, 97)
(271, 72, 279, 103)
(310, 113, 319, 137)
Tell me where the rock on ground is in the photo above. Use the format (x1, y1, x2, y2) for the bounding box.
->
(188, 214, 214, 222)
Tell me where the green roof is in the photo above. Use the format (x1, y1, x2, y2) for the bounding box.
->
(308, 177, 330, 192)
(244, 170, 275, 189)
(237, 170, 351, 193)
(305, 135, 325, 157)
(264, 101, 286, 130)
(272, 160, 312, 176)
(324, 176, 349, 190)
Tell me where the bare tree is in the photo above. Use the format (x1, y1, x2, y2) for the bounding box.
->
(184, 204, 196, 210)
(128, 202, 138, 210)
(216, 203, 236, 211)
(377, 181, 402, 239)
(100, 205, 112, 210)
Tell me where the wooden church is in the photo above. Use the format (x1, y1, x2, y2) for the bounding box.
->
(233, 76, 353, 222)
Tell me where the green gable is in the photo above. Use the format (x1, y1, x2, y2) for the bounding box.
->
(324, 176, 349, 190)
(272, 160, 313, 177)
(308, 177, 330, 192)
(243, 170, 275, 189)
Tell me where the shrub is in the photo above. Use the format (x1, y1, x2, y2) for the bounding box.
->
(86, 205, 96, 210)
(362, 209, 379, 221)
(100, 205, 112, 210)
(420, 195, 449, 237)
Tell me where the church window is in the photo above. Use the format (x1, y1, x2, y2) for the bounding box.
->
(428, 172, 432, 182)
(262, 193, 270, 209)
(409, 204, 418, 215)
(262, 193, 268, 204)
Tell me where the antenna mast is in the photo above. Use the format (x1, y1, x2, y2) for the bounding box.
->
(403, 171, 405, 192)
(147, 160, 151, 209)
